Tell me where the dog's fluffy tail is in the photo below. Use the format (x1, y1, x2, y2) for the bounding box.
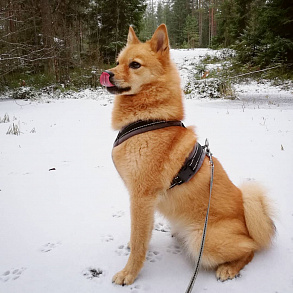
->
(240, 182, 276, 250)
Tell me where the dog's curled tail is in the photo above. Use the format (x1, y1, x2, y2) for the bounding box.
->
(240, 182, 276, 250)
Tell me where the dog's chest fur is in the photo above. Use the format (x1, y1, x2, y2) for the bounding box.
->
(112, 126, 197, 194)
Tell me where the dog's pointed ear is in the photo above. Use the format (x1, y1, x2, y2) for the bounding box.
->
(127, 26, 140, 45)
(150, 24, 169, 53)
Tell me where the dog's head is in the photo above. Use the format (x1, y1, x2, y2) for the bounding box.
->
(100, 24, 170, 95)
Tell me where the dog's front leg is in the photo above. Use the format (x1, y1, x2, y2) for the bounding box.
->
(112, 195, 156, 285)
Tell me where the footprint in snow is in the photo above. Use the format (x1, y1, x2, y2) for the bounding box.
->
(167, 244, 182, 255)
(130, 283, 151, 292)
(101, 234, 114, 242)
(154, 221, 171, 234)
(0, 267, 26, 282)
(146, 250, 162, 263)
(115, 245, 161, 263)
(112, 210, 125, 218)
(82, 267, 105, 282)
(115, 244, 130, 256)
(40, 241, 61, 252)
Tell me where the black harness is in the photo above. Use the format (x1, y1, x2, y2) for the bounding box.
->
(113, 120, 206, 189)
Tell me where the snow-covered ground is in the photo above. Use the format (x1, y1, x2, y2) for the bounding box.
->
(0, 50, 293, 293)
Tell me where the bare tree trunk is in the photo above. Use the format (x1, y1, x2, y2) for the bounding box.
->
(39, 0, 55, 74)
(198, 0, 203, 47)
(209, 0, 216, 46)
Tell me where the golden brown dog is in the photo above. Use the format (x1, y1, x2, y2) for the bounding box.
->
(100, 24, 275, 286)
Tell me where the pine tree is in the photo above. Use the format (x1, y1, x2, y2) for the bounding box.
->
(235, 0, 293, 67)
(183, 14, 199, 48)
(139, 1, 156, 41)
(87, 0, 146, 64)
(214, 0, 239, 47)
(169, 0, 192, 47)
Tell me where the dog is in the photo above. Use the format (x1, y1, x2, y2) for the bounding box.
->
(100, 24, 275, 286)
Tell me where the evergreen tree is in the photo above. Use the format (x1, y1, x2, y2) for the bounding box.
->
(156, 1, 165, 25)
(235, 0, 293, 67)
(139, 2, 155, 41)
(87, 0, 146, 64)
(183, 14, 199, 48)
(169, 0, 192, 47)
(214, 0, 239, 47)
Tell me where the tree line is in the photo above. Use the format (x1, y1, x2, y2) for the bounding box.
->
(0, 0, 145, 87)
(141, 0, 293, 67)
(0, 0, 292, 90)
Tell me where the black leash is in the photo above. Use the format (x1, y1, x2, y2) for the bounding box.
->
(185, 139, 214, 293)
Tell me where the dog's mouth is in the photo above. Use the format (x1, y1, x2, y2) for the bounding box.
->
(100, 71, 131, 94)
(106, 85, 131, 94)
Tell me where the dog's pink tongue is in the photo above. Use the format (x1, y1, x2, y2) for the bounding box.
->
(100, 72, 114, 87)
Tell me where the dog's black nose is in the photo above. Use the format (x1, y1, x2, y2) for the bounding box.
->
(105, 70, 114, 78)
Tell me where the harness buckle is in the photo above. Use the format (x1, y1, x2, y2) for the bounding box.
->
(178, 165, 198, 183)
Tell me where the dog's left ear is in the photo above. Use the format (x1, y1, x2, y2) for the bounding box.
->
(150, 24, 169, 54)
(127, 26, 140, 45)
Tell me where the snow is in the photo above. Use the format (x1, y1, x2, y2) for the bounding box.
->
(1, 49, 293, 293)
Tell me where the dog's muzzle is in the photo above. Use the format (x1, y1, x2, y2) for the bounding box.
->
(100, 70, 131, 94)
(100, 71, 115, 87)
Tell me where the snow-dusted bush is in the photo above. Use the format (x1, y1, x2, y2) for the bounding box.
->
(12, 87, 39, 100)
(185, 78, 236, 99)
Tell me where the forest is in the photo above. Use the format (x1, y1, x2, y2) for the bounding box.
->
(0, 0, 292, 91)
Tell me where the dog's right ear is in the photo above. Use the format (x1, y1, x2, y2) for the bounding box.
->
(127, 26, 140, 45)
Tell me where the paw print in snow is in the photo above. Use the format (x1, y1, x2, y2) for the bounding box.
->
(115, 244, 130, 256)
(101, 234, 114, 242)
(0, 267, 26, 282)
(146, 250, 162, 263)
(40, 241, 61, 252)
(82, 267, 105, 282)
(130, 283, 151, 292)
(112, 210, 125, 218)
(154, 222, 171, 233)
(167, 244, 182, 255)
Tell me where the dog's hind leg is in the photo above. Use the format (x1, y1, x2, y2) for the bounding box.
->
(112, 195, 156, 285)
(184, 219, 258, 281)
(202, 219, 258, 281)
(216, 251, 254, 281)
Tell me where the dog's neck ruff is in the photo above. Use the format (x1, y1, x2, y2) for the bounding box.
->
(113, 119, 206, 189)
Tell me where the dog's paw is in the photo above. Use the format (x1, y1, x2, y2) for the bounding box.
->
(112, 269, 135, 286)
(216, 264, 241, 281)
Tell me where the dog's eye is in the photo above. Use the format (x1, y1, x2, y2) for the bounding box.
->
(129, 61, 141, 69)
(116, 61, 119, 66)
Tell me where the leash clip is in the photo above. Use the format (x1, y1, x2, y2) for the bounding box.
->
(204, 139, 213, 165)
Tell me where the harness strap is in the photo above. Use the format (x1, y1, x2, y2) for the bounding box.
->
(170, 142, 206, 189)
(113, 120, 185, 147)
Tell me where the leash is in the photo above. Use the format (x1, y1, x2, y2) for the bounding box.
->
(185, 139, 214, 293)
